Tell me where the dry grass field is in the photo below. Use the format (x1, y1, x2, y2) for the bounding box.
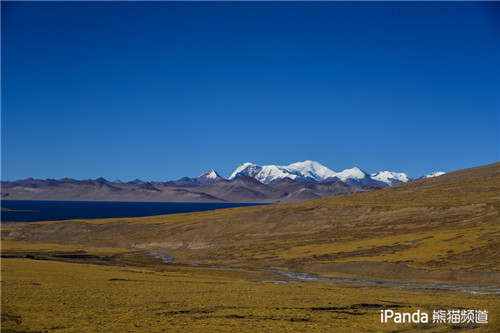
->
(2, 242, 498, 332)
(2, 162, 499, 331)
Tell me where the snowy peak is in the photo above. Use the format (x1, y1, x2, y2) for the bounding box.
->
(198, 169, 221, 180)
(371, 171, 412, 186)
(287, 160, 336, 181)
(229, 163, 285, 184)
(196, 169, 224, 185)
(324, 167, 373, 186)
(228, 161, 335, 184)
(333, 167, 368, 181)
(229, 163, 263, 181)
(419, 171, 446, 179)
(256, 165, 301, 184)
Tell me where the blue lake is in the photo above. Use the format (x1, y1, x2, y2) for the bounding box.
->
(0, 200, 266, 222)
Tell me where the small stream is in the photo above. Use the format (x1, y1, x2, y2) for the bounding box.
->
(144, 251, 500, 295)
(263, 269, 500, 295)
(148, 251, 173, 263)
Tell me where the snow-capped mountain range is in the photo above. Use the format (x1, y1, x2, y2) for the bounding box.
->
(228, 160, 336, 184)
(56, 161, 443, 187)
(227, 160, 444, 186)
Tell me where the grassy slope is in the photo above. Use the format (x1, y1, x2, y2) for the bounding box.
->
(8, 162, 500, 283)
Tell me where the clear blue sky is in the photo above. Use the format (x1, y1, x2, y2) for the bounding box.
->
(2, 1, 499, 181)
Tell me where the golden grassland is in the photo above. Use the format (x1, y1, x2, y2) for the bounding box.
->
(2, 162, 499, 331)
(197, 221, 500, 274)
(1, 240, 131, 255)
(1, 245, 498, 332)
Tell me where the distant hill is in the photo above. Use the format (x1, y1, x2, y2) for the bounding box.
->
(1, 174, 379, 203)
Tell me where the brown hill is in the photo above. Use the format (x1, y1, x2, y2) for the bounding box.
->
(9, 162, 500, 284)
(1, 175, 375, 203)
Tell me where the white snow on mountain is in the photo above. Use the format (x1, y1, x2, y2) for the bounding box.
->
(229, 163, 262, 178)
(198, 169, 219, 179)
(371, 171, 412, 186)
(287, 160, 336, 181)
(229, 163, 299, 184)
(323, 167, 377, 186)
(228, 161, 335, 184)
(255, 166, 301, 183)
(228, 161, 442, 187)
(331, 167, 367, 182)
(196, 169, 224, 184)
(419, 171, 446, 179)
